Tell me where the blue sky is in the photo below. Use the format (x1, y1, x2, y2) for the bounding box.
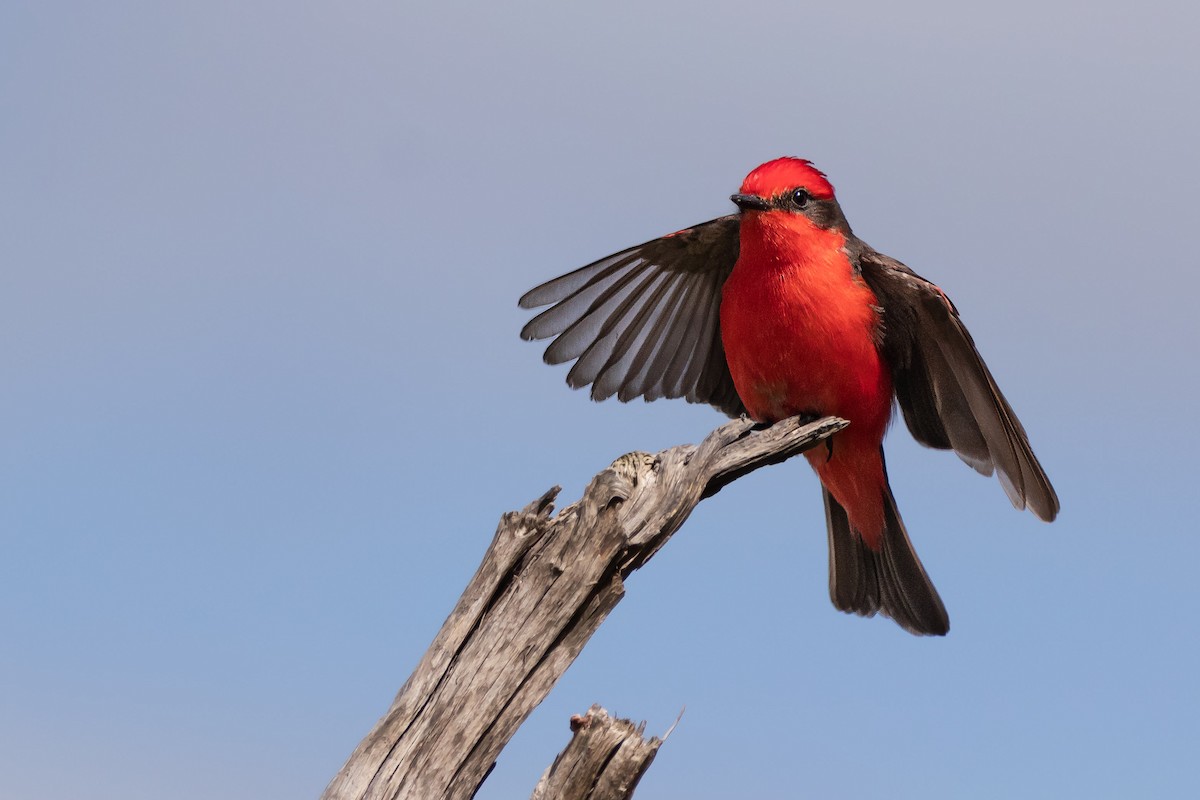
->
(2, 2, 1198, 798)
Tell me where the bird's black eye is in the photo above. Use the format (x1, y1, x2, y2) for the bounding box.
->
(791, 188, 810, 209)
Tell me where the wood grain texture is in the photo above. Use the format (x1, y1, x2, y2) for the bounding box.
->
(321, 414, 847, 800)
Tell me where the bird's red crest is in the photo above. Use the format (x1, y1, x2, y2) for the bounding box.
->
(740, 157, 835, 201)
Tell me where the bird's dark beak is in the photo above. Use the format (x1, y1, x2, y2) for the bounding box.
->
(731, 193, 770, 212)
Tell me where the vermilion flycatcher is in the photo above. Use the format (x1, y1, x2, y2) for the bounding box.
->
(519, 157, 1058, 635)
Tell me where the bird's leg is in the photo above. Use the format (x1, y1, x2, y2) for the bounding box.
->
(790, 409, 833, 461)
(745, 410, 822, 434)
(741, 412, 773, 432)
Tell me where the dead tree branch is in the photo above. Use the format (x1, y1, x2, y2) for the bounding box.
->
(320, 415, 846, 800)
(529, 705, 664, 800)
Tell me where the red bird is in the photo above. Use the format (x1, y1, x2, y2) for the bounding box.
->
(519, 157, 1058, 635)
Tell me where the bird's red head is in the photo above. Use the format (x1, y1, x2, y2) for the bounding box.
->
(740, 157, 835, 201)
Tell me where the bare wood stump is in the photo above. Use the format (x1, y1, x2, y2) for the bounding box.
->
(529, 705, 664, 800)
(321, 414, 847, 800)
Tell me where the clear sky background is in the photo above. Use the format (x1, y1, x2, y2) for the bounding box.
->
(3, 2, 1198, 798)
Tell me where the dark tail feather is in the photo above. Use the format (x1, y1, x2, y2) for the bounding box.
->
(824, 480, 950, 636)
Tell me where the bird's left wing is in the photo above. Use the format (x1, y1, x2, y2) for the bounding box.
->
(855, 243, 1059, 522)
(519, 215, 746, 417)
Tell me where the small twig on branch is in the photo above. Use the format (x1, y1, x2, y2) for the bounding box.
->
(320, 414, 847, 800)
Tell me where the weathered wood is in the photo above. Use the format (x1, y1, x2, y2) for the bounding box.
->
(321, 415, 847, 800)
(529, 706, 663, 800)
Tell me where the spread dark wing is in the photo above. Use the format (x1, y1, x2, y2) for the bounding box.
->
(519, 215, 746, 417)
(855, 243, 1060, 522)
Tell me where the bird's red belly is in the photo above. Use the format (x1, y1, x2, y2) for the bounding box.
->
(719, 263, 892, 434)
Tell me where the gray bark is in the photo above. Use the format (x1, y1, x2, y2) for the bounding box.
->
(321, 415, 846, 800)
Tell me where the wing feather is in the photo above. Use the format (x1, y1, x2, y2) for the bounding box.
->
(561, 266, 664, 386)
(617, 272, 690, 400)
(540, 263, 652, 364)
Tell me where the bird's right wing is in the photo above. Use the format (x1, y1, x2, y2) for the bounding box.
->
(519, 215, 746, 417)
